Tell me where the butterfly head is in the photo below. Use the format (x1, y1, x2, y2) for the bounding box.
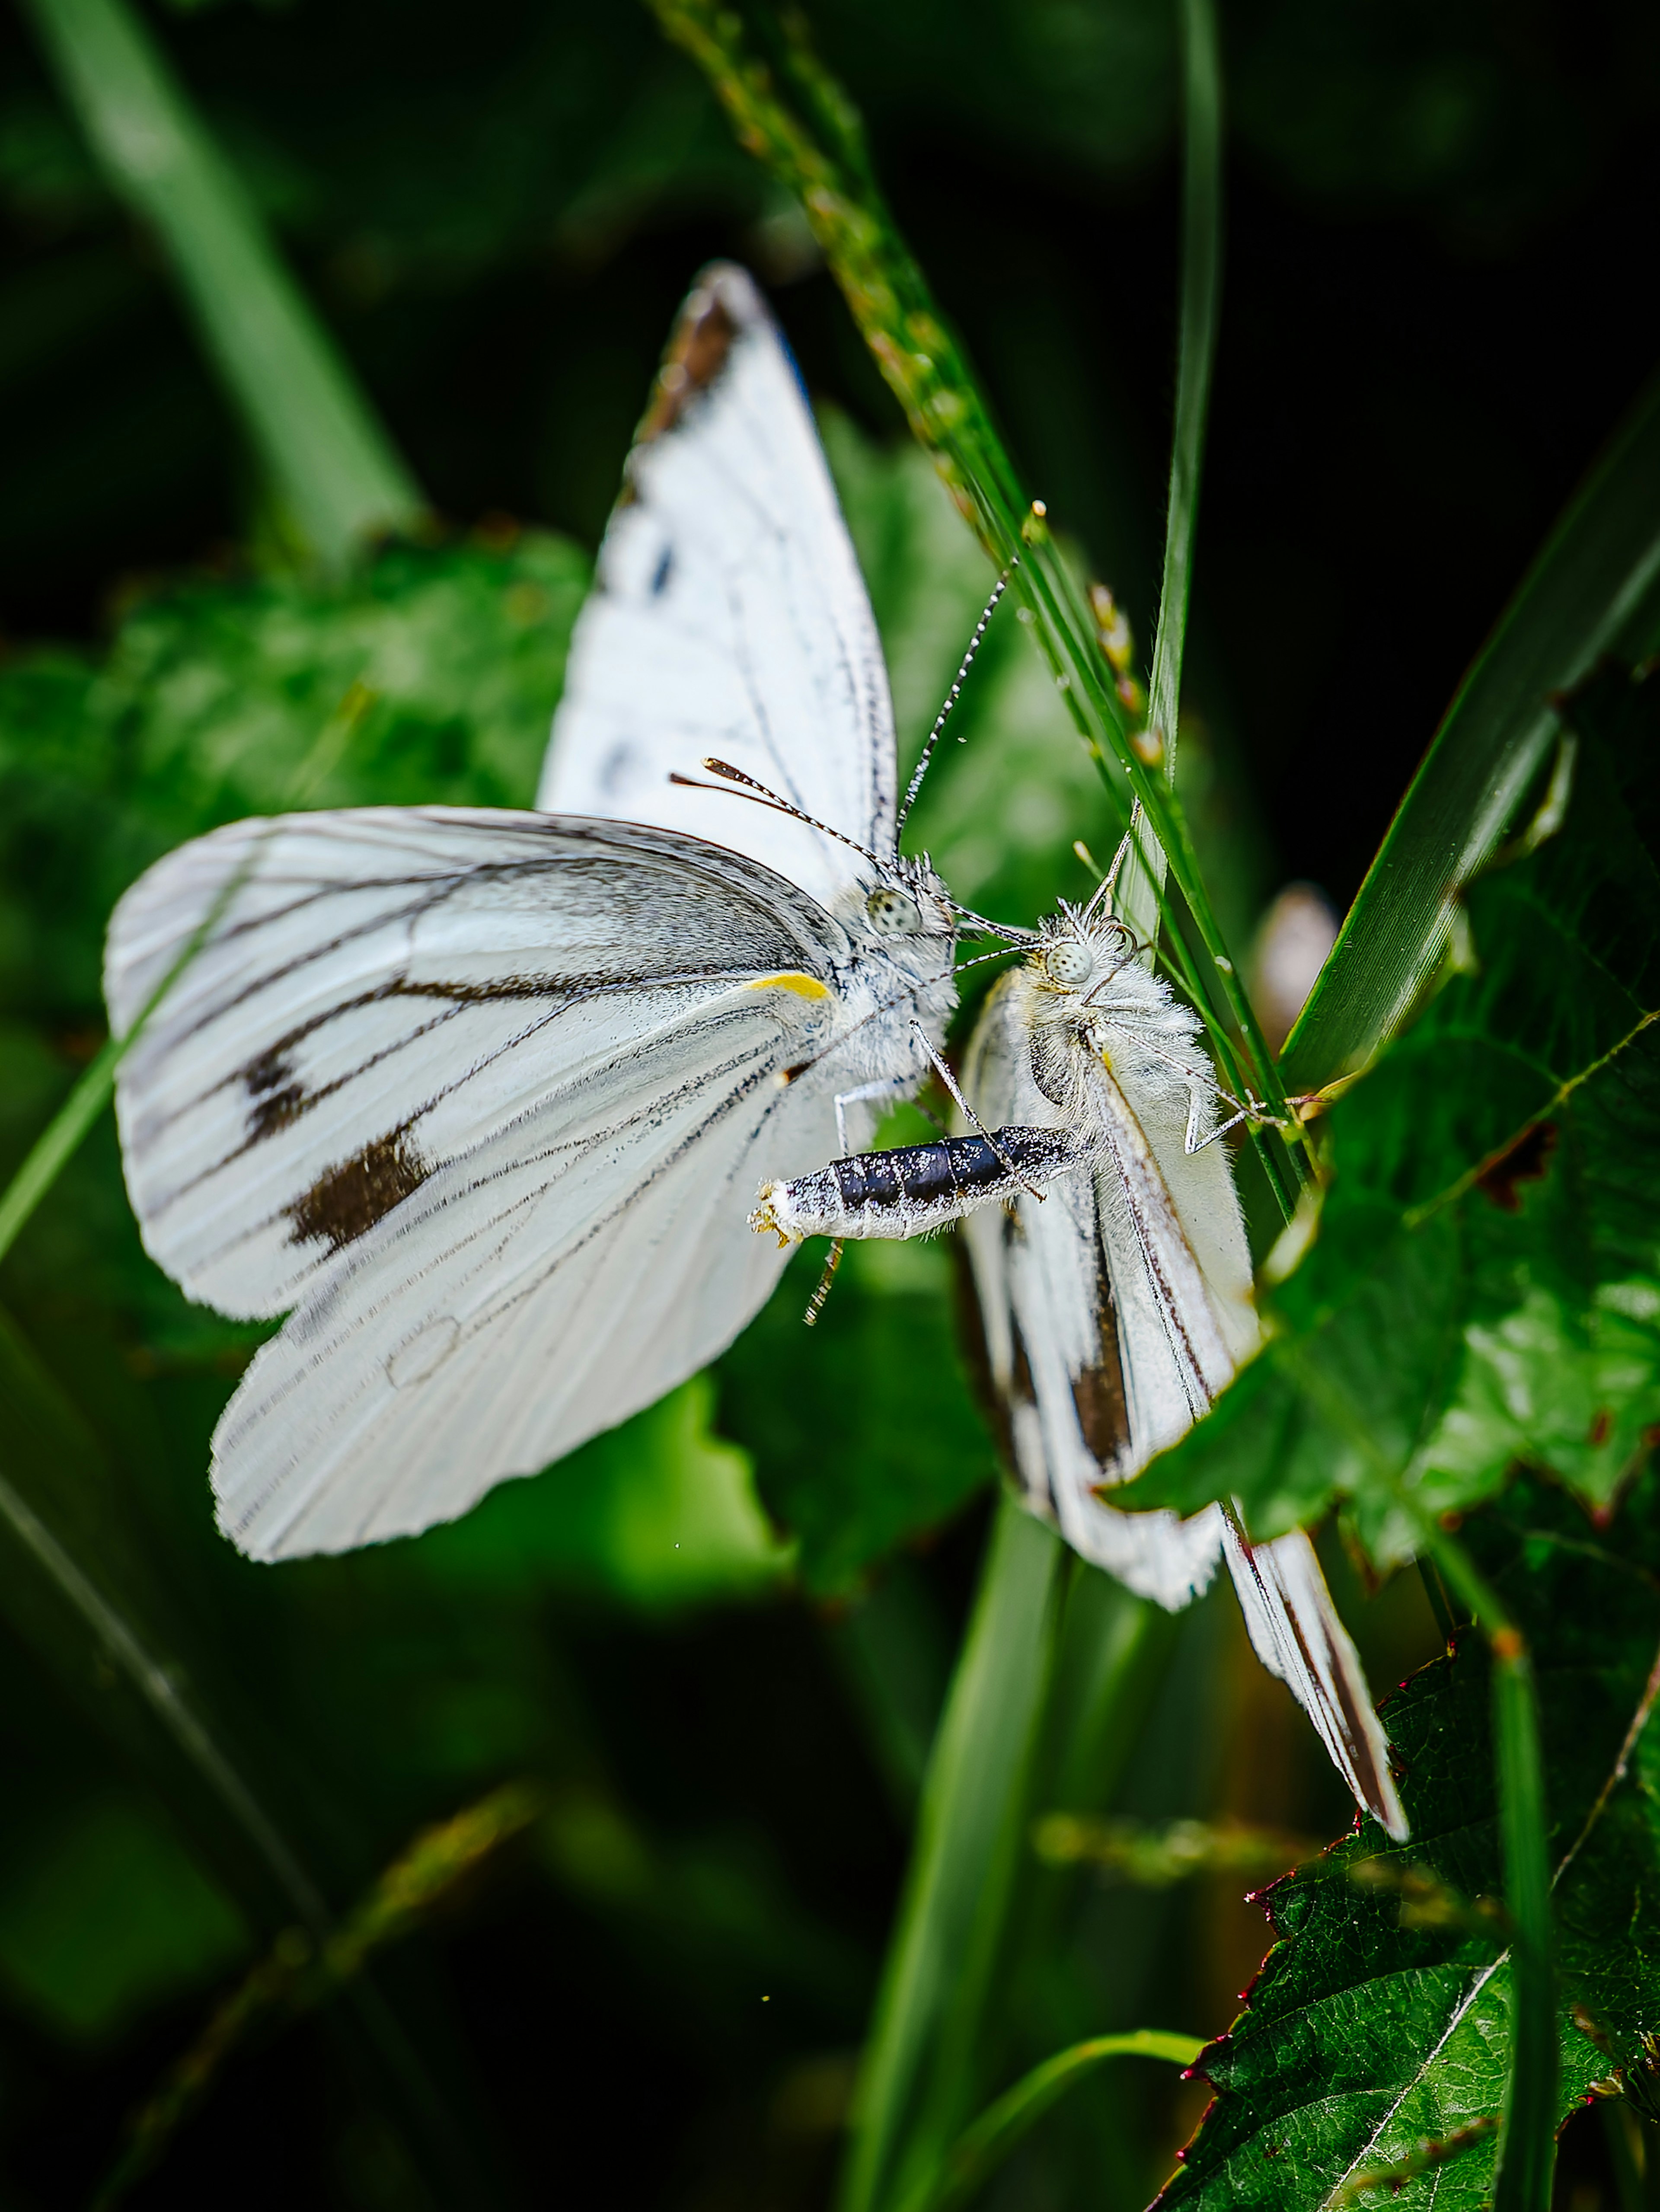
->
(1030, 905, 1138, 1005)
(857, 852, 957, 958)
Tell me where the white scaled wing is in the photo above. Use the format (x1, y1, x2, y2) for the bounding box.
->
(539, 263, 896, 906)
(960, 976, 1224, 1609)
(961, 967, 1408, 1840)
(105, 809, 860, 1560)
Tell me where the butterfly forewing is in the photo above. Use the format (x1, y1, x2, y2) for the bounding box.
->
(106, 808, 872, 1557)
(540, 264, 897, 908)
(108, 810, 852, 1315)
(103, 262, 959, 1563)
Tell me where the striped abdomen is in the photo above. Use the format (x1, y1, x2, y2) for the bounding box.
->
(751, 1127, 1086, 1244)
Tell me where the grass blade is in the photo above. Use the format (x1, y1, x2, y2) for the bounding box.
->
(1423, 1530, 1558, 2212)
(838, 1497, 1064, 2212)
(911, 2027, 1205, 2212)
(20, 0, 425, 565)
(1117, 0, 1223, 958)
(0, 1480, 324, 1932)
(1283, 373, 1660, 1094)
(95, 1781, 546, 2209)
(650, 0, 1295, 1168)
(0, 828, 256, 1271)
(0, 1308, 499, 2206)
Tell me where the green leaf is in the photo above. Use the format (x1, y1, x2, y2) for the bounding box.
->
(718, 1238, 1002, 1601)
(19, 0, 424, 563)
(1127, 661, 1660, 1557)
(0, 532, 587, 1021)
(1284, 376, 1660, 1094)
(412, 1376, 793, 1607)
(0, 532, 585, 1311)
(0, 1789, 249, 2043)
(1155, 1469, 1660, 2209)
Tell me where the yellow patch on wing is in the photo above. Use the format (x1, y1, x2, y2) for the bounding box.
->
(746, 971, 830, 1001)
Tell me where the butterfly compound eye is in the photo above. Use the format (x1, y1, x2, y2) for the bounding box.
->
(1043, 939, 1094, 988)
(865, 887, 921, 937)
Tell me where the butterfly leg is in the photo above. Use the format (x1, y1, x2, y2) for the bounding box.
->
(1184, 1082, 1299, 1154)
(833, 1075, 913, 1156)
(1184, 1085, 1255, 1154)
(908, 1022, 1047, 1198)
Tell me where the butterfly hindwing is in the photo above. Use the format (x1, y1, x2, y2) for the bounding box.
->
(961, 959, 1408, 1837)
(960, 974, 1227, 1606)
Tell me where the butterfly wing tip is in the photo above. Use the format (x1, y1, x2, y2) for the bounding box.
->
(1373, 1789, 1411, 1845)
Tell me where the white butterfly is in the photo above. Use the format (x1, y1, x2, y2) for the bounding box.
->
(103, 264, 968, 1562)
(755, 876, 1409, 1838)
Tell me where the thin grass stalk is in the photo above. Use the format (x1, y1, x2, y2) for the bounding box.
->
(1116, 0, 1223, 961)
(20, 0, 424, 566)
(95, 1782, 546, 2209)
(648, 0, 1300, 1212)
(1422, 1529, 1557, 2212)
(0, 832, 256, 1270)
(0, 1432, 325, 1929)
(0, 1312, 496, 2206)
(909, 2027, 1205, 2212)
(837, 1498, 1064, 2212)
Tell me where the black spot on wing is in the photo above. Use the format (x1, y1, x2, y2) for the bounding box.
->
(287, 1131, 428, 1254)
(1072, 1360, 1129, 1468)
(1072, 1216, 1130, 1469)
(243, 1046, 308, 1142)
(637, 286, 738, 444)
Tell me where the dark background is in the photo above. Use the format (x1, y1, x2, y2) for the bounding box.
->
(5, 0, 1657, 905)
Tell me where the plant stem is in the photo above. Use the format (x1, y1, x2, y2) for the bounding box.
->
(0, 1310, 492, 2207)
(1420, 1526, 1557, 2212)
(911, 2027, 1205, 2212)
(838, 1497, 1064, 2212)
(21, 0, 425, 567)
(649, 0, 1299, 1208)
(0, 834, 255, 1272)
(0, 1440, 326, 1930)
(1117, 0, 1222, 958)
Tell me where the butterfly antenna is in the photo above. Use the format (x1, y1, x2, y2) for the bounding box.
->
(803, 1238, 845, 1326)
(954, 941, 1027, 977)
(1082, 822, 1138, 922)
(946, 899, 1039, 946)
(670, 759, 883, 868)
(895, 567, 1013, 840)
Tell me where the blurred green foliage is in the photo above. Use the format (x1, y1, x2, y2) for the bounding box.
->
(0, 1791, 246, 2042)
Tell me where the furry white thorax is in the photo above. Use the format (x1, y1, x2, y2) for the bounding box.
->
(795, 850, 959, 1114)
(1017, 903, 1223, 1151)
